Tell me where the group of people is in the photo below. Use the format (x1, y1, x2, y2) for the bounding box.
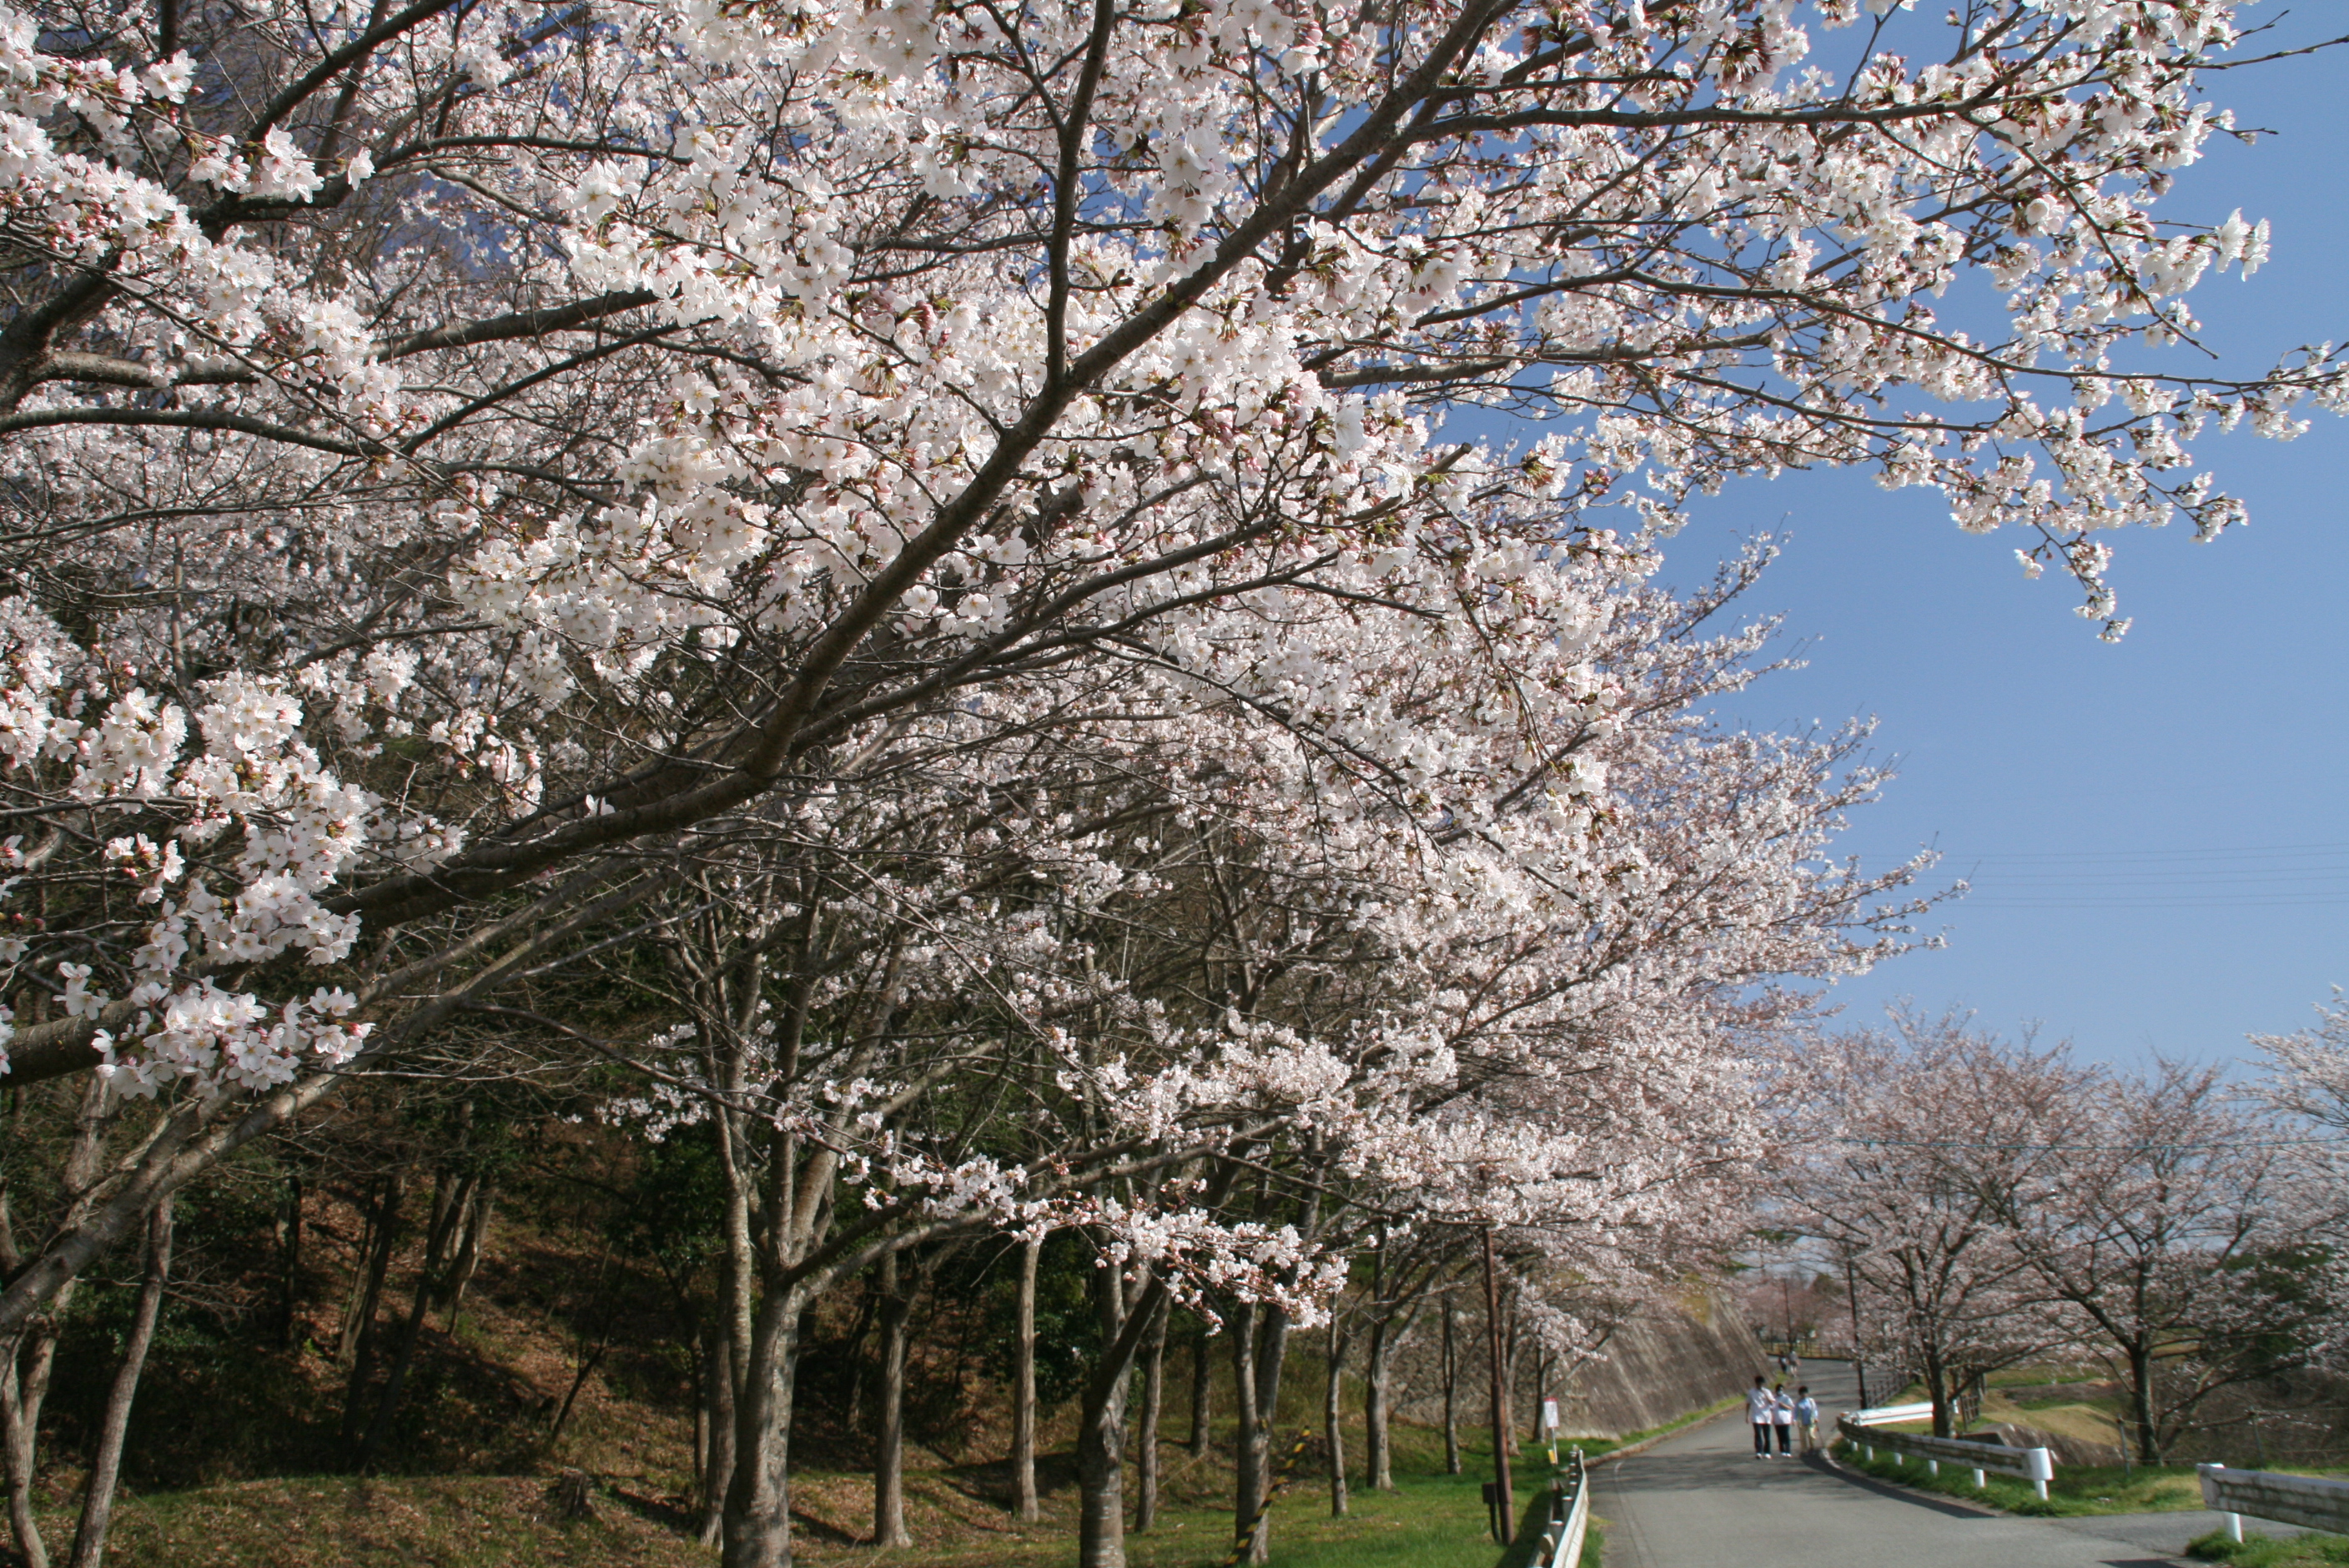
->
(1747, 1374, 1818, 1458)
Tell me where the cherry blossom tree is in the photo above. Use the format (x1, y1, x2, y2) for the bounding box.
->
(1772, 1014, 2082, 1435)
(0, 0, 2337, 1560)
(1982, 1057, 2342, 1462)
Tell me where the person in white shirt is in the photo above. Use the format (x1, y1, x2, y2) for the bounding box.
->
(1794, 1386, 1821, 1455)
(1771, 1382, 1796, 1455)
(1746, 1375, 1777, 1459)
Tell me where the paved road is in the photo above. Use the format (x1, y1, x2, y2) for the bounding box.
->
(1592, 1360, 2245, 1568)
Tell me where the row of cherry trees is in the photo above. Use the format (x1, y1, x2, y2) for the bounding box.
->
(0, 0, 2340, 1563)
(1774, 1010, 2349, 1460)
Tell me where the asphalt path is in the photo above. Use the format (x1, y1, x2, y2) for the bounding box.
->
(1591, 1360, 2251, 1568)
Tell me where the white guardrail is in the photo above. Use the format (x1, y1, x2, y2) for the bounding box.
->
(1836, 1413, 2054, 1500)
(2199, 1463, 2349, 1544)
(1845, 1401, 1934, 1427)
(1538, 1450, 1591, 1568)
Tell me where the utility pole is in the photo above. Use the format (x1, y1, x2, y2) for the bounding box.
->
(1843, 1255, 1868, 1410)
(1482, 1226, 1513, 1544)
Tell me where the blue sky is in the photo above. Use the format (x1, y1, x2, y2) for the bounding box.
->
(1659, 8, 2349, 1072)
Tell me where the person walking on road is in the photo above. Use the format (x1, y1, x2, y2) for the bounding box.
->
(1772, 1382, 1796, 1455)
(1794, 1385, 1820, 1455)
(1747, 1375, 1777, 1459)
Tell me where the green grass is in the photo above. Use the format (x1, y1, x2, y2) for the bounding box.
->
(1833, 1440, 2202, 1517)
(1121, 1458, 1506, 1568)
(2187, 1528, 2349, 1565)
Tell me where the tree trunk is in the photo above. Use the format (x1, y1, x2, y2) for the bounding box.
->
(1481, 1231, 1513, 1545)
(1364, 1317, 1393, 1491)
(353, 1173, 473, 1470)
(1441, 1307, 1461, 1475)
(337, 1173, 405, 1445)
(65, 1197, 173, 1568)
(1924, 1342, 1952, 1439)
(721, 1284, 807, 1568)
(873, 1252, 913, 1549)
(274, 1173, 302, 1350)
(1072, 1258, 1139, 1568)
(442, 1180, 494, 1327)
(0, 1079, 108, 1568)
(2129, 1344, 2160, 1463)
(1231, 1302, 1290, 1565)
(1323, 1319, 1348, 1518)
(1012, 1234, 1040, 1521)
(1230, 1302, 1260, 1566)
(1134, 1297, 1166, 1533)
(700, 1316, 736, 1545)
(1188, 1320, 1212, 1459)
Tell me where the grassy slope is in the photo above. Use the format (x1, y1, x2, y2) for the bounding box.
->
(53, 1414, 1538, 1568)
(41, 1381, 1710, 1567)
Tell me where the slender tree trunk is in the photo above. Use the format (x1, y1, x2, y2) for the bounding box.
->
(2129, 1344, 2159, 1463)
(1441, 1307, 1460, 1475)
(1230, 1303, 1261, 1565)
(1134, 1297, 1166, 1533)
(65, 1198, 173, 1568)
(1189, 1319, 1213, 1459)
(1, 1314, 65, 1568)
(1230, 1303, 1290, 1565)
(442, 1180, 494, 1327)
(1924, 1342, 1952, 1438)
(1012, 1234, 1040, 1521)
(274, 1173, 302, 1350)
(0, 1080, 107, 1568)
(1481, 1230, 1513, 1545)
(353, 1173, 472, 1470)
(337, 1173, 405, 1443)
(1364, 1318, 1393, 1491)
(1323, 1319, 1348, 1518)
(873, 1252, 913, 1549)
(700, 1317, 737, 1545)
(1074, 1263, 1162, 1568)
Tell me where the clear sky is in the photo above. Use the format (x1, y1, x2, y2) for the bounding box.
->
(1657, 8, 2349, 1073)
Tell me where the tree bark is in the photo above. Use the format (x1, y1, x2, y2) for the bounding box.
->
(6, 1078, 118, 1568)
(1441, 1306, 1461, 1475)
(720, 1283, 807, 1568)
(1481, 1230, 1513, 1545)
(2128, 1344, 2160, 1463)
(65, 1197, 173, 1568)
(1230, 1301, 1290, 1565)
(700, 1316, 737, 1545)
(337, 1172, 405, 1446)
(441, 1179, 494, 1327)
(1073, 1261, 1164, 1568)
(872, 1251, 913, 1549)
(274, 1172, 303, 1350)
(353, 1172, 473, 1470)
(0, 1320, 61, 1568)
(1011, 1234, 1040, 1521)
(1188, 1319, 1212, 1459)
(1364, 1316, 1394, 1491)
(1133, 1294, 1166, 1533)
(1323, 1319, 1348, 1518)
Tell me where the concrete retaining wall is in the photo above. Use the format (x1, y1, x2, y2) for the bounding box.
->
(1552, 1289, 1771, 1440)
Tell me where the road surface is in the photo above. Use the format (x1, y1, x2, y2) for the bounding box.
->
(1591, 1360, 2251, 1568)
